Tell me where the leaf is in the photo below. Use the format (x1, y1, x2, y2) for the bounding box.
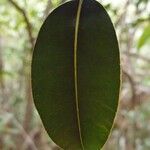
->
(31, 0, 120, 149)
(0, 70, 13, 78)
(138, 25, 150, 49)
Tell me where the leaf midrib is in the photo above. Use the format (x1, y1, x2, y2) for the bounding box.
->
(74, 0, 84, 149)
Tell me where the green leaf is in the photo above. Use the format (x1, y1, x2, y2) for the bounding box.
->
(0, 70, 13, 78)
(31, 0, 120, 149)
(138, 25, 150, 49)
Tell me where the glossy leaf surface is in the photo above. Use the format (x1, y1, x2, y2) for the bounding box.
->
(32, 0, 120, 149)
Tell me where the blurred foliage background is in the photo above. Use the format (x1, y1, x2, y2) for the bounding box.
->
(0, 0, 150, 149)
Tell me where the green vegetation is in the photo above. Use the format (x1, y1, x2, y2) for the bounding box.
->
(0, 0, 149, 149)
(32, 0, 120, 149)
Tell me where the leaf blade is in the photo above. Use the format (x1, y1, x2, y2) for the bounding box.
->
(32, 1, 83, 149)
(31, 0, 120, 149)
(77, 0, 120, 149)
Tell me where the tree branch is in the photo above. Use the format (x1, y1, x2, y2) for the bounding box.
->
(123, 70, 137, 106)
(44, 0, 53, 19)
(115, 0, 130, 27)
(123, 51, 150, 63)
(8, 0, 35, 142)
(8, 0, 34, 49)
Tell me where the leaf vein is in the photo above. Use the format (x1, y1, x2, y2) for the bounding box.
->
(74, 0, 84, 149)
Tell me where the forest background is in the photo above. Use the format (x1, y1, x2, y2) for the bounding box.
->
(0, 0, 150, 149)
